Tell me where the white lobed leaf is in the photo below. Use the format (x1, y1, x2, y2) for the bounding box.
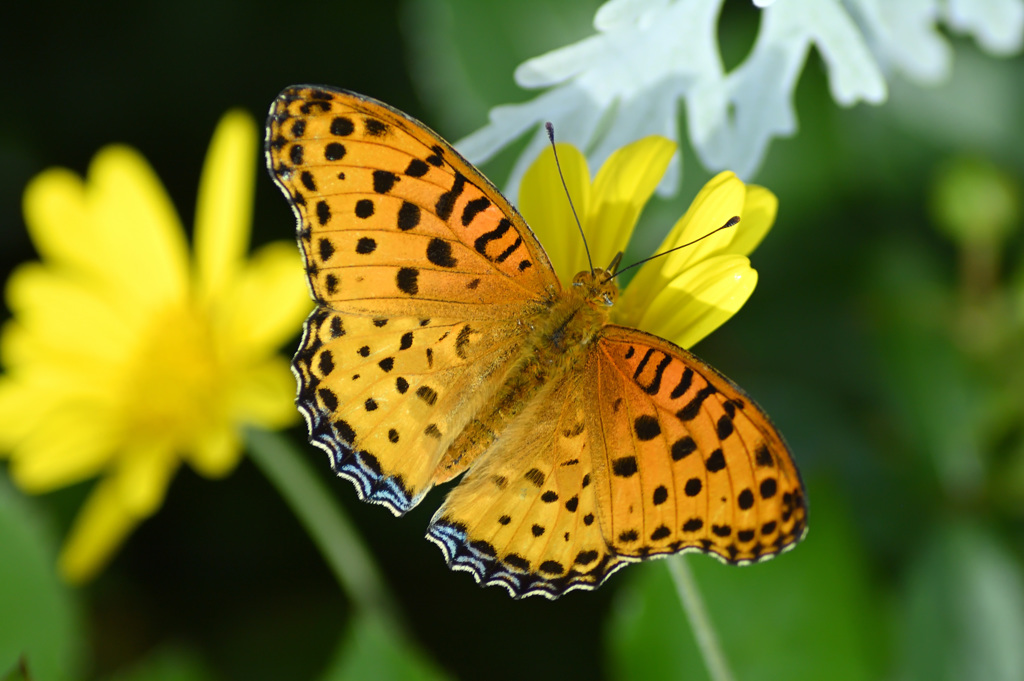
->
(454, 0, 1024, 189)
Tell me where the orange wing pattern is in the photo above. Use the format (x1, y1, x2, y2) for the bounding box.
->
(292, 308, 523, 514)
(426, 327, 806, 597)
(590, 326, 806, 565)
(267, 85, 559, 319)
(427, 374, 626, 598)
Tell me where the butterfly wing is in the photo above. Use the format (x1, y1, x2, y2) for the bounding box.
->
(590, 325, 807, 565)
(293, 308, 528, 514)
(266, 85, 560, 514)
(427, 326, 806, 598)
(427, 371, 630, 598)
(266, 85, 560, 318)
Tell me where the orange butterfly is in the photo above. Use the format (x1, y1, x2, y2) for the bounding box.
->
(265, 85, 807, 598)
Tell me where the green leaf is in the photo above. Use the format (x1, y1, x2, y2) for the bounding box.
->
(0, 476, 82, 681)
(606, 478, 882, 681)
(102, 646, 216, 681)
(899, 520, 1024, 681)
(319, 613, 449, 681)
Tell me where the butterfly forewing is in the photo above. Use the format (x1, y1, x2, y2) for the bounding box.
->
(266, 85, 559, 320)
(592, 326, 807, 564)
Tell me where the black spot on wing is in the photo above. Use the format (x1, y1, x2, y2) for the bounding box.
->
(636, 352, 672, 395)
(318, 238, 335, 262)
(405, 159, 429, 177)
(633, 415, 661, 441)
(355, 199, 374, 219)
(473, 218, 512, 259)
(677, 385, 717, 421)
(364, 118, 388, 136)
(396, 267, 419, 295)
(705, 449, 726, 473)
(397, 202, 421, 231)
(324, 142, 346, 161)
(316, 201, 331, 226)
(300, 171, 316, 191)
(330, 116, 354, 136)
(373, 170, 399, 194)
(524, 468, 545, 487)
(426, 238, 457, 268)
(612, 456, 638, 477)
(670, 368, 693, 399)
(671, 436, 696, 461)
(461, 197, 490, 226)
(435, 172, 466, 221)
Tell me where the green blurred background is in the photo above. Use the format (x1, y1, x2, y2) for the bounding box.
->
(2, 1, 1024, 680)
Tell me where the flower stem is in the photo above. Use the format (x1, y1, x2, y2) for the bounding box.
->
(668, 555, 735, 681)
(245, 427, 407, 636)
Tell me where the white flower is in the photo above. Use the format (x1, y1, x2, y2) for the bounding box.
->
(454, 0, 1024, 194)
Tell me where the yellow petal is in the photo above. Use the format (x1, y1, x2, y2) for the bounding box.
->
(113, 443, 179, 514)
(622, 171, 746, 308)
(229, 356, 300, 429)
(194, 111, 257, 304)
(58, 477, 138, 583)
(87, 145, 190, 309)
(0, 376, 50, 452)
(659, 171, 746, 273)
(216, 241, 310, 361)
(21, 168, 96, 273)
(638, 255, 757, 349)
(5, 402, 119, 492)
(185, 425, 241, 478)
(518, 143, 591, 284)
(585, 136, 676, 273)
(4, 262, 134, 364)
(0, 317, 121, 411)
(726, 184, 778, 257)
(0, 370, 98, 453)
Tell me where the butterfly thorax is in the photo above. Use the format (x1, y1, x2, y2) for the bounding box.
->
(532, 268, 618, 357)
(435, 272, 618, 479)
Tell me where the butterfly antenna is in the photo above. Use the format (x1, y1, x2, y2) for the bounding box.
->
(546, 122, 594, 273)
(608, 216, 741, 281)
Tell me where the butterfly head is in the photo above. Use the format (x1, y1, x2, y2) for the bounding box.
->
(571, 268, 619, 307)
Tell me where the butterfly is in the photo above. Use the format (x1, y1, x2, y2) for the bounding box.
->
(265, 85, 807, 599)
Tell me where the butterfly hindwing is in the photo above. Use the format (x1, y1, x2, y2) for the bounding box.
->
(590, 325, 807, 564)
(427, 374, 630, 598)
(294, 308, 524, 515)
(266, 85, 560, 321)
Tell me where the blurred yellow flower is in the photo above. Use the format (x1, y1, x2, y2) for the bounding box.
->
(518, 136, 777, 349)
(0, 111, 311, 582)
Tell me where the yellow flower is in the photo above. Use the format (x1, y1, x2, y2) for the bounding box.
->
(518, 137, 777, 349)
(0, 112, 311, 582)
